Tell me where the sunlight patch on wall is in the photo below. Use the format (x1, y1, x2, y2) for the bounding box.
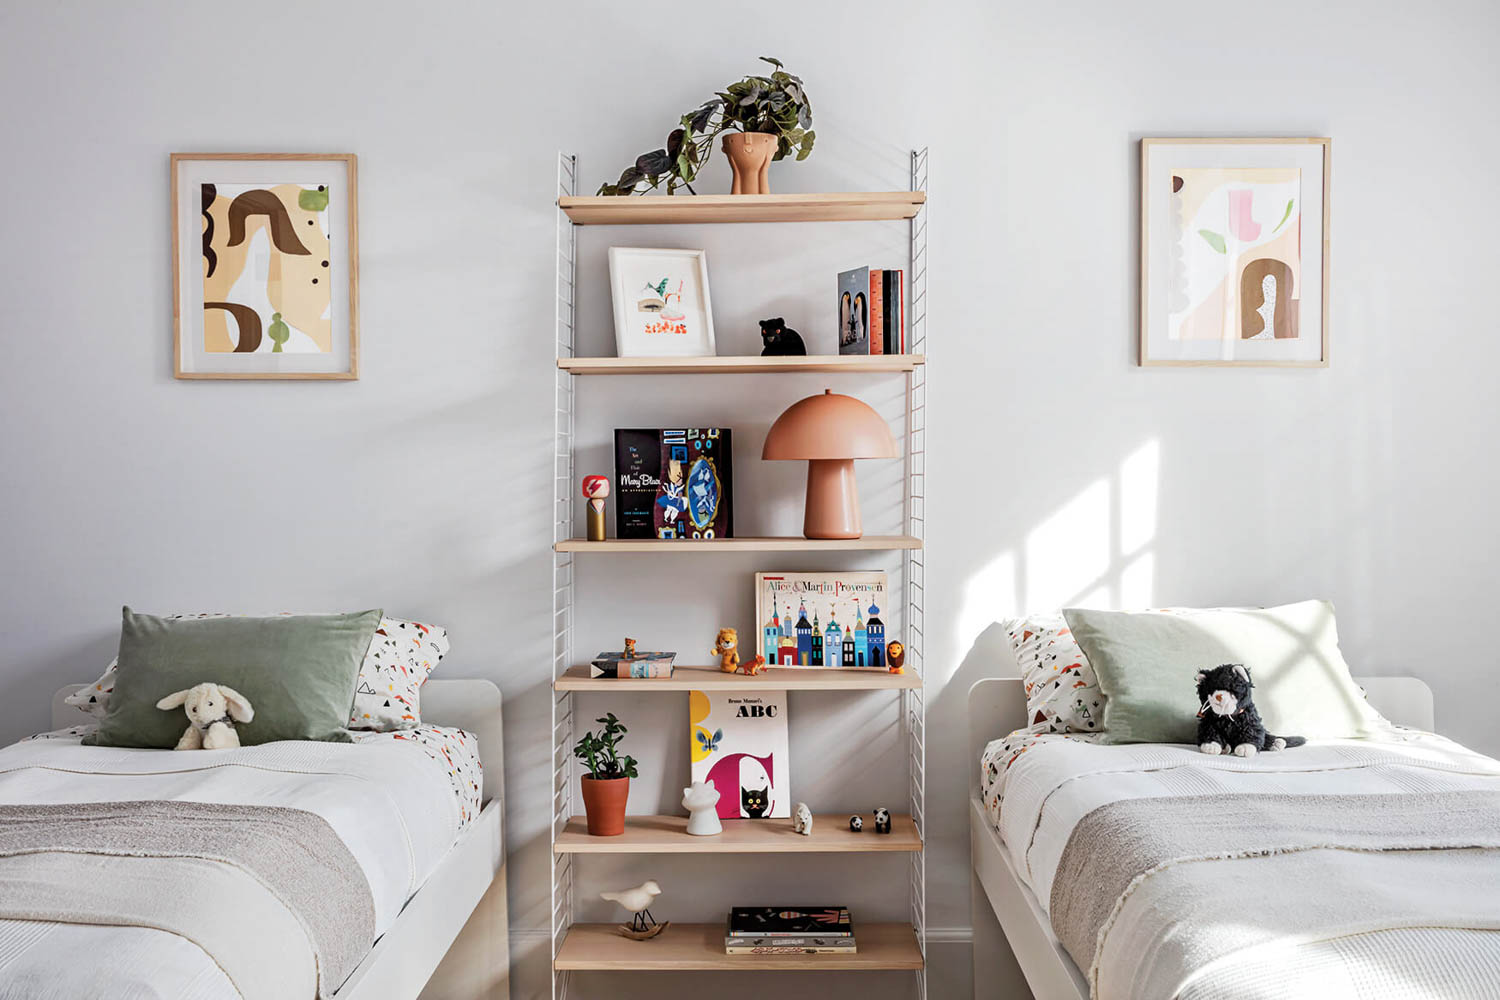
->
(955, 550, 1016, 659)
(1120, 440, 1159, 558)
(1025, 479, 1111, 611)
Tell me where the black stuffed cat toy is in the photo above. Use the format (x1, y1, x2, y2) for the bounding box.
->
(759, 317, 807, 356)
(1195, 663, 1306, 757)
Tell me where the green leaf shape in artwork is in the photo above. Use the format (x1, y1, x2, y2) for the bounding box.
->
(1273, 198, 1295, 233)
(268, 312, 289, 353)
(1198, 229, 1227, 254)
(298, 187, 329, 212)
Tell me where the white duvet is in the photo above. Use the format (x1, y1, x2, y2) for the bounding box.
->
(0, 725, 481, 1000)
(981, 727, 1500, 999)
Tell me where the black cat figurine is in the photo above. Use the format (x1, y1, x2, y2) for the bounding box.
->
(759, 317, 807, 356)
(741, 784, 770, 818)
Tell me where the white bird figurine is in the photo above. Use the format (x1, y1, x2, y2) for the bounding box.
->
(601, 880, 664, 937)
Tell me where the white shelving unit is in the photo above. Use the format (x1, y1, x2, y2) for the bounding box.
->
(550, 148, 929, 999)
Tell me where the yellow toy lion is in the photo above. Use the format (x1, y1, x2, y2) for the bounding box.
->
(712, 628, 765, 675)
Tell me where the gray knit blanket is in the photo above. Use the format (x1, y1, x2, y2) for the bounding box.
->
(0, 800, 375, 999)
(1052, 790, 1500, 998)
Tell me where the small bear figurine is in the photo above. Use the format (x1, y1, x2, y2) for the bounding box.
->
(872, 807, 892, 834)
(848, 815, 864, 832)
(1195, 663, 1306, 757)
(792, 802, 813, 836)
(759, 317, 807, 356)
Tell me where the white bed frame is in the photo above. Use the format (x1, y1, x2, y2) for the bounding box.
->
(966, 675, 1435, 1000)
(53, 679, 510, 1000)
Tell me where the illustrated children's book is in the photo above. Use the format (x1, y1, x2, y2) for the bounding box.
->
(755, 572, 891, 670)
(614, 428, 734, 540)
(727, 906, 853, 937)
(689, 689, 789, 819)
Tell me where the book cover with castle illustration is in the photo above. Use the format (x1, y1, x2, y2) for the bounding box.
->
(690, 689, 790, 819)
(755, 572, 891, 670)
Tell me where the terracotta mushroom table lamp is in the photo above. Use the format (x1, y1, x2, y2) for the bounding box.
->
(762, 389, 898, 539)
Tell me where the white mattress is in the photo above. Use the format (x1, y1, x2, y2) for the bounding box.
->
(0, 724, 482, 1000)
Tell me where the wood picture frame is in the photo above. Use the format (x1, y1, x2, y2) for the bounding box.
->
(1139, 137, 1330, 368)
(172, 153, 359, 379)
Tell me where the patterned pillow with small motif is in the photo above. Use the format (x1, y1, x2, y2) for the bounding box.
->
(65, 614, 449, 733)
(1002, 613, 1106, 734)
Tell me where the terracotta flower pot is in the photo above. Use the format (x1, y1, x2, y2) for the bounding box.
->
(723, 132, 777, 195)
(580, 775, 630, 836)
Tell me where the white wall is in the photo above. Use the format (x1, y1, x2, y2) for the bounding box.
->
(2, 2, 1498, 999)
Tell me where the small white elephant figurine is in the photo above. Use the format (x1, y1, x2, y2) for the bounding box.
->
(156, 682, 253, 750)
(682, 780, 722, 836)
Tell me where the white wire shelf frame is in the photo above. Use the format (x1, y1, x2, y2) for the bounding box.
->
(550, 147, 928, 1000)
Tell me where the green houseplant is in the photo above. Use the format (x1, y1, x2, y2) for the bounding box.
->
(574, 712, 638, 836)
(598, 57, 814, 197)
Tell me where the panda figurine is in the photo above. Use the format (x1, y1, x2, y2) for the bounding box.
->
(848, 815, 864, 833)
(873, 807, 892, 834)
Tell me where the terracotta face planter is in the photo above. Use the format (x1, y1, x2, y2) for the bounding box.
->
(580, 775, 630, 836)
(723, 132, 777, 195)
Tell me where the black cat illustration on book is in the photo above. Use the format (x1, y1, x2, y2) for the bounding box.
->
(741, 785, 770, 818)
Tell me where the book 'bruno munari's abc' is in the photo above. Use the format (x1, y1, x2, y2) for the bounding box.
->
(614, 428, 733, 540)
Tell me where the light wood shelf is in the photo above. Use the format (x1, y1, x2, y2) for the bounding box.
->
(558, 191, 925, 226)
(554, 535, 921, 554)
(554, 663, 919, 692)
(555, 813, 921, 854)
(553, 921, 924, 971)
(558, 354, 924, 375)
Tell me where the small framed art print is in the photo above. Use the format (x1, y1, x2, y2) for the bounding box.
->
(1140, 138, 1330, 367)
(172, 153, 359, 379)
(607, 246, 716, 357)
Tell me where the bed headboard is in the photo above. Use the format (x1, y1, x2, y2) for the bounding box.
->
(966, 675, 1435, 786)
(53, 678, 505, 806)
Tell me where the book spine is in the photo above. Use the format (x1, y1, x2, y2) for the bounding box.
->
(882, 269, 895, 355)
(727, 930, 853, 938)
(590, 661, 674, 679)
(725, 936, 856, 946)
(897, 269, 906, 352)
(725, 945, 858, 955)
(868, 269, 883, 355)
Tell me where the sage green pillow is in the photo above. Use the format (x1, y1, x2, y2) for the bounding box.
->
(86, 607, 382, 748)
(1062, 601, 1386, 745)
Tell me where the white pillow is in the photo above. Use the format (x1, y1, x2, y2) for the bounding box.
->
(66, 613, 449, 732)
(1002, 613, 1105, 733)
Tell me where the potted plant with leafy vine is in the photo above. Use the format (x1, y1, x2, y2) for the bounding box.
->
(598, 56, 814, 197)
(574, 712, 639, 836)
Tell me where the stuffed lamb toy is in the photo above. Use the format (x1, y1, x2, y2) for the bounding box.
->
(156, 682, 253, 750)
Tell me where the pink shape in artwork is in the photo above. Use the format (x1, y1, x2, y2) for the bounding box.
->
(704, 751, 774, 818)
(1228, 189, 1261, 242)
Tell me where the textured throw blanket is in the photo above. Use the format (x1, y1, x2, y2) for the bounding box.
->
(1052, 790, 1500, 999)
(0, 800, 375, 999)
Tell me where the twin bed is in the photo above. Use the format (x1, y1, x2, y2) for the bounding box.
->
(968, 675, 1500, 1000)
(0, 679, 507, 1000)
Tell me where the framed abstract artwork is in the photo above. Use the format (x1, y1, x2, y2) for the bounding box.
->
(172, 153, 359, 379)
(607, 247, 716, 357)
(1139, 138, 1330, 367)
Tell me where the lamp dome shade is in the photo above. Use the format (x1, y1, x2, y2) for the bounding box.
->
(761, 390, 897, 461)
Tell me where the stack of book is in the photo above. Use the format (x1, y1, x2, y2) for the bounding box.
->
(589, 650, 674, 679)
(724, 906, 855, 955)
(837, 267, 905, 356)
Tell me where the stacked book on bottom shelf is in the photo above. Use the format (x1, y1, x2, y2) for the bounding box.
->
(725, 906, 855, 955)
